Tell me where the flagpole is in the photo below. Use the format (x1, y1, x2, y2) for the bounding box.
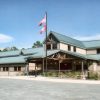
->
(45, 12, 47, 74)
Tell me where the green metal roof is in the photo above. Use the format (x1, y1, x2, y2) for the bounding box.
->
(59, 50, 100, 61)
(0, 50, 21, 58)
(22, 47, 44, 55)
(0, 56, 26, 64)
(87, 54, 100, 61)
(60, 50, 87, 59)
(83, 40, 100, 49)
(0, 30, 100, 64)
(50, 31, 85, 49)
(49, 31, 100, 49)
(0, 47, 100, 64)
(26, 49, 60, 59)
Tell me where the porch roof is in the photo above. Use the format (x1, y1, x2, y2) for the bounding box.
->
(24, 48, 100, 61)
(87, 54, 100, 61)
(26, 49, 60, 59)
(59, 50, 100, 61)
(0, 48, 100, 65)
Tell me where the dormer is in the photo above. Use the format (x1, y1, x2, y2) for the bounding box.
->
(44, 32, 59, 50)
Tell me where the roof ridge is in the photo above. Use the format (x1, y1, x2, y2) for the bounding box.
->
(0, 49, 20, 53)
(83, 39, 100, 42)
(50, 31, 81, 42)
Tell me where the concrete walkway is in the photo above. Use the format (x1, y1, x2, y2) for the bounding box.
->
(0, 76, 100, 84)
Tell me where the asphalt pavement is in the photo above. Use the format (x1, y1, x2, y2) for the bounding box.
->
(0, 78, 100, 100)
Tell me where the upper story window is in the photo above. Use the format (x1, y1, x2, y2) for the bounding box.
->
(68, 45, 71, 51)
(53, 43, 57, 49)
(97, 49, 100, 54)
(73, 46, 76, 52)
(47, 44, 51, 50)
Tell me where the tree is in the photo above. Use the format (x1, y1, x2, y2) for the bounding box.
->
(3, 46, 18, 52)
(10, 46, 18, 51)
(3, 47, 11, 52)
(32, 41, 43, 48)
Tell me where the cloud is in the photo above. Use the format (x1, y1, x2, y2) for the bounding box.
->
(0, 33, 14, 43)
(73, 34, 100, 41)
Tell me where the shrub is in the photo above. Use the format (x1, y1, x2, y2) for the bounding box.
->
(41, 71, 82, 79)
(88, 72, 98, 80)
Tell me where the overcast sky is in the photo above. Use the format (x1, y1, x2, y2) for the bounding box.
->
(0, 0, 100, 48)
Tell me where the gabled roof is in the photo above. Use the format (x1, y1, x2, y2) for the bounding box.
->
(49, 31, 85, 49)
(49, 31, 100, 49)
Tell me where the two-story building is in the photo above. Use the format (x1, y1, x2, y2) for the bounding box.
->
(0, 31, 100, 76)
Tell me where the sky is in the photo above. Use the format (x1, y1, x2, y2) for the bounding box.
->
(0, 0, 100, 49)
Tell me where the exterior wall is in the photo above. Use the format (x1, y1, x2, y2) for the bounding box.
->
(88, 62, 100, 72)
(71, 46, 73, 52)
(29, 63, 42, 71)
(57, 43, 60, 49)
(29, 63, 35, 71)
(0, 72, 24, 76)
(76, 47, 86, 55)
(86, 49, 97, 55)
(59, 43, 86, 55)
(0, 64, 26, 76)
(0, 62, 43, 76)
(59, 43, 68, 51)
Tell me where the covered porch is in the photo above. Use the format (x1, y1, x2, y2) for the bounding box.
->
(27, 51, 90, 79)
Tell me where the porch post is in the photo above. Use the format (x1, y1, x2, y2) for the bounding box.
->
(58, 60, 61, 76)
(8, 67, 10, 76)
(81, 61, 85, 79)
(35, 64, 37, 77)
(72, 60, 74, 71)
(42, 58, 44, 75)
(26, 63, 29, 76)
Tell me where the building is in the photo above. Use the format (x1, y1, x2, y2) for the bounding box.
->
(0, 31, 100, 76)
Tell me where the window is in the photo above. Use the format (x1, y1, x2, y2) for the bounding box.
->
(47, 44, 51, 50)
(97, 49, 100, 54)
(73, 46, 76, 52)
(68, 45, 71, 51)
(3, 67, 9, 71)
(53, 44, 57, 49)
(14, 66, 21, 71)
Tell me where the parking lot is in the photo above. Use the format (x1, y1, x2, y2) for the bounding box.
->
(0, 78, 100, 100)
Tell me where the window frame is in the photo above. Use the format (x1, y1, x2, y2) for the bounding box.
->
(73, 46, 76, 52)
(97, 49, 100, 54)
(68, 45, 71, 51)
